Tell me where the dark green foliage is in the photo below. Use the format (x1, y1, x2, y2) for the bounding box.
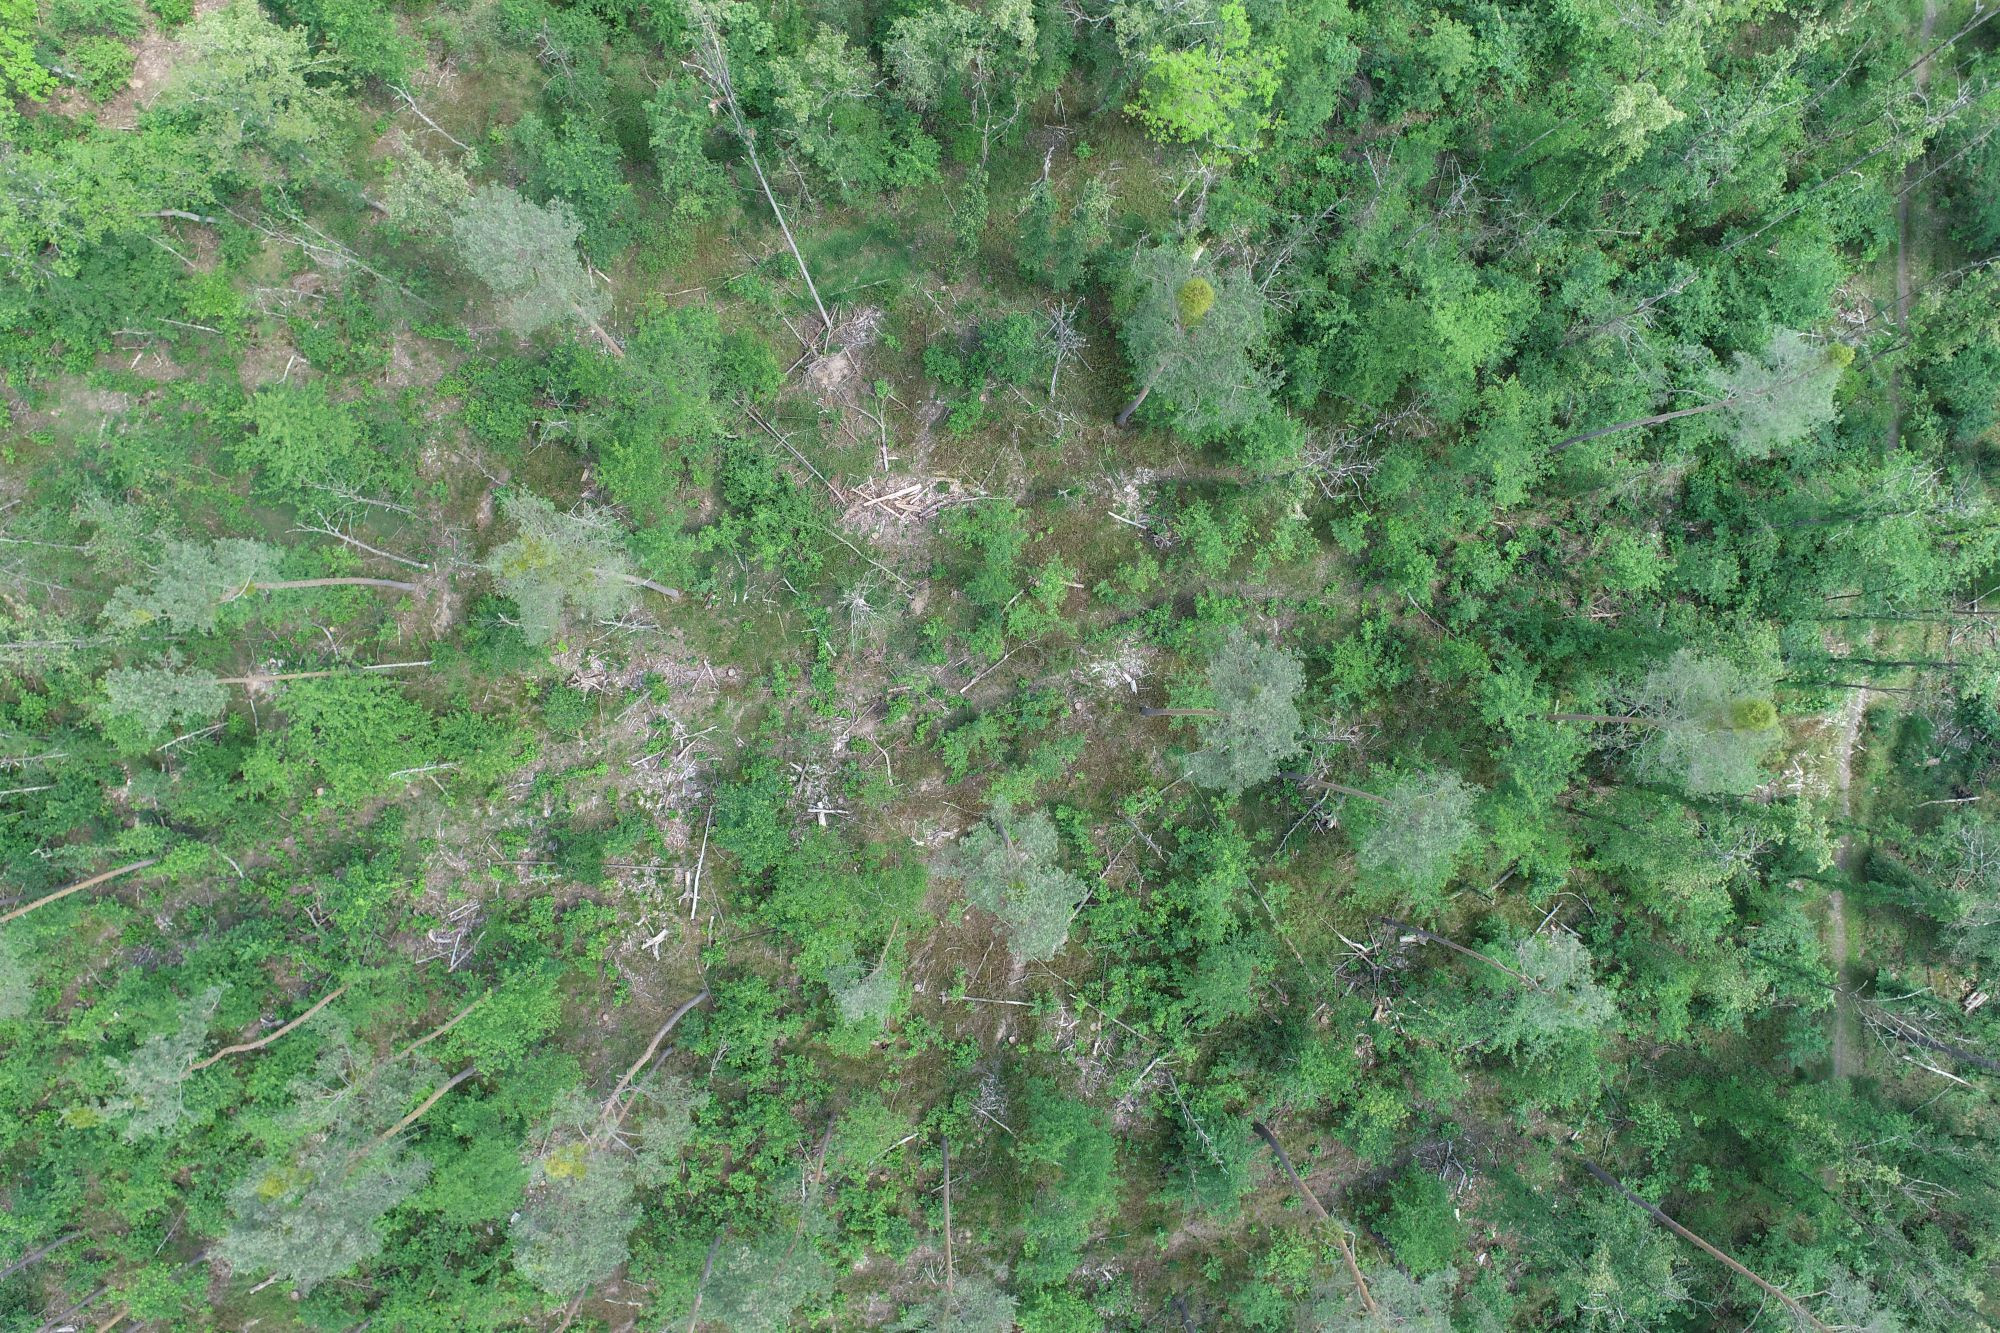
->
(278, 0, 413, 82)
(646, 78, 733, 224)
(1372, 1166, 1464, 1275)
(514, 112, 635, 261)
(1013, 1079, 1118, 1287)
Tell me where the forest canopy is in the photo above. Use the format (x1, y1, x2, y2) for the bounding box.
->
(3, 0, 2000, 1328)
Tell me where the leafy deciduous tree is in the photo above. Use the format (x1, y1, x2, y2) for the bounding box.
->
(1127, 1, 1283, 148)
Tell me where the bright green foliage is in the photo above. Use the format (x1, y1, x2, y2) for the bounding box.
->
(646, 79, 732, 223)
(771, 26, 934, 198)
(1186, 628, 1304, 791)
(596, 304, 731, 523)
(237, 381, 372, 496)
(481, 493, 644, 645)
(1013, 1079, 1119, 1287)
(153, 2, 338, 184)
(1351, 770, 1480, 904)
(450, 184, 608, 339)
(1127, 2, 1282, 147)
(270, 675, 438, 804)
(1626, 650, 1781, 796)
(1117, 244, 1273, 439)
(63, 35, 135, 100)
(447, 966, 565, 1073)
(948, 803, 1088, 963)
(102, 539, 278, 634)
(1550, 1198, 1691, 1329)
(513, 112, 633, 261)
(284, 0, 413, 84)
(0, 0, 55, 100)
(1175, 276, 1214, 326)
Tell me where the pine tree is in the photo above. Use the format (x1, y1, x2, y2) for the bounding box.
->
(0, 933, 31, 1021)
(1157, 628, 1305, 792)
(1711, 329, 1845, 458)
(1350, 771, 1481, 901)
(101, 654, 230, 737)
(383, 144, 472, 237)
(703, 1234, 836, 1333)
(450, 184, 617, 348)
(480, 493, 679, 645)
(1549, 650, 1781, 795)
(103, 539, 279, 633)
(219, 1145, 433, 1295)
(948, 803, 1089, 963)
(509, 1142, 639, 1296)
(217, 1038, 444, 1294)
(103, 987, 221, 1140)
(1115, 244, 1273, 438)
(1308, 1266, 1457, 1331)
(1490, 933, 1616, 1056)
(1626, 650, 1781, 796)
(102, 539, 416, 634)
(891, 1275, 1018, 1333)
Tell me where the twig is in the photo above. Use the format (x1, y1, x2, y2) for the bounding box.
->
(941, 1134, 955, 1299)
(388, 992, 492, 1064)
(388, 84, 470, 151)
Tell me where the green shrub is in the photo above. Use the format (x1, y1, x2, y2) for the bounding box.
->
(1375, 1165, 1466, 1273)
(543, 684, 595, 735)
(64, 35, 135, 100)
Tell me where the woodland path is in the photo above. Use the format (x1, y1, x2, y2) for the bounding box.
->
(1887, 0, 1941, 448)
(1829, 687, 1866, 1080)
(1834, 0, 1940, 1080)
